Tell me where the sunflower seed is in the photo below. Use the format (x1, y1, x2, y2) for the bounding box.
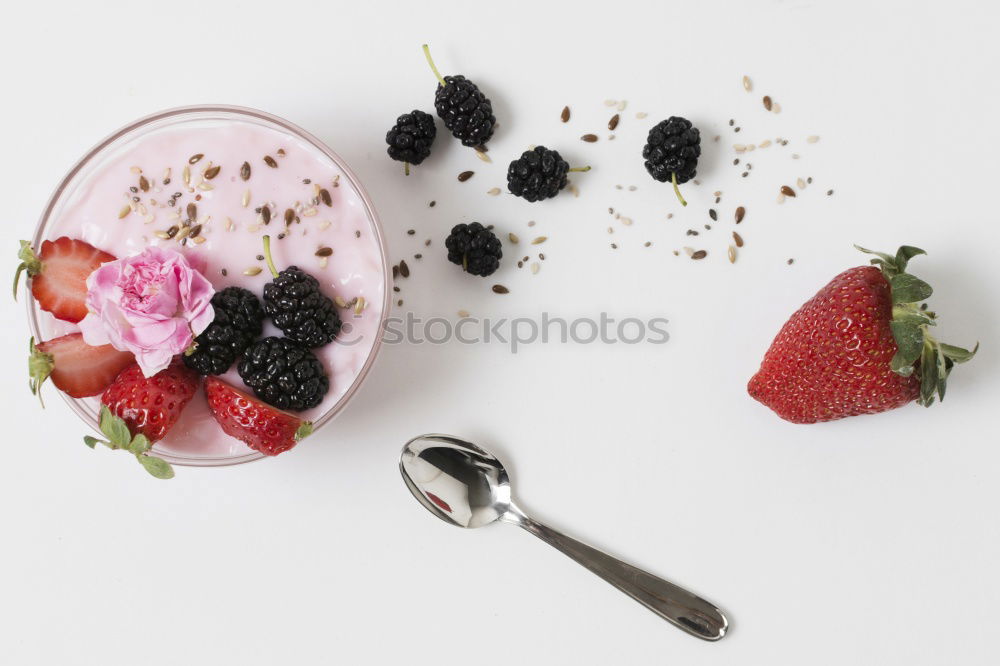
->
(139, 175, 150, 192)
(261, 207, 271, 225)
(315, 247, 333, 257)
(192, 236, 206, 244)
(458, 170, 474, 182)
(243, 266, 262, 276)
(581, 134, 598, 142)
(118, 204, 132, 219)
(182, 165, 191, 185)
(188, 224, 202, 238)
(492, 284, 509, 294)
(742, 75, 752, 91)
(728, 246, 737, 263)
(165, 225, 179, 239)
(691, 250, 708, 260)
(561, 106, 570, 122)
(154, 230, 171, 239)
(763, 96, 773, 111)
(204, 165, 221, 180)
(264, 155, 278, 168)
(241, 190, 251, 208)
(781, 185, 796, 197)
(608, 114, 620, 130)
(735, 206, 746, 224)
(188, 153, 204, 164)
(240, 162, 251, 180)
(531, 236, 547, 245)
(733, 231, 744, 247)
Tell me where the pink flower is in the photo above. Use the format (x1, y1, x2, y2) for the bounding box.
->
(79, 247, 215, 377)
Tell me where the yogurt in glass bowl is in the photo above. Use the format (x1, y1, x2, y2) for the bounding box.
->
(26, 105, 390, 466)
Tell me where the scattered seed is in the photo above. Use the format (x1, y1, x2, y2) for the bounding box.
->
(827, 189, 834, 196)
(182, 166, 191, 185)
(797, 178, 807, 190)
(530, 262, 540, 274)
(734, 144, 747, 153)
(787, 258, 795, 265)
(225, 217, 235, 231)
(636, 112, 648, 119)
(734, 232, 745, 248)
(284, 208, 295, 225)
(302, 207, 318, 217)
(188, 224, 202, 238)
(353, 297, 366, 315)
(531, 236, 547, 245)
(240, 266, 262, 277)
(728, 246, 737, 263)
(763, 96, 773, 111)
(399, 260, 410, 278)
(806, 135, 820, 144)
(559, 106, 571, 124)
(581, 134, 598, 143)
(118, 204, 131, 219)
(263, 155, 278, 168)
(487, 187, 501, 196)
(735, 206, 746, 224)
(139, 175, 150, 192)
(691, 250, 708, 260)
(708, 209, 717, 221)
(429, 200, 436, 207)
(185, 203, 197, 221)
(203, 165, 221, 180)
(608, 114, 620, 131)
(604, 99, 617, 107)
(780, 185, 796, 197)
(508, 232, 519, 244)
(242, 190, 251, 208)
(261, 207, 272, 225)
(406, 229, 415, 236)
(759, 140, 772, 148)
(154, 231, 171, 240)
(458, 170, 474, 182)
(165, 225, 179, 239)
(475, 150, 491, 163)
(129, 166, 142, 174)
(742, 75, 752, 91)
(772, 102, 782, 113)
(240, 162, 251, 181)
(611, 243, 618, 249)
(315, 247, 333, 257)
(621, 217, 633, 226)
(617, 100, 627, 111)
(188, 153, 204, 165)
(492, 284, 509, 294)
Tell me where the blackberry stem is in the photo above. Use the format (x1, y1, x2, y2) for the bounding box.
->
(569, 166, 591, 173)
(262, 235, 279, 278)
(671, 171, 687, 207)
(422, 44, 446, 86)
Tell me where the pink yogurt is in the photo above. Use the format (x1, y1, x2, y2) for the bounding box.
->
(33, 109, 387, 462)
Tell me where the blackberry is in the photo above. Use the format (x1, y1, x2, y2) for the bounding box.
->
(386, 110, 436, 174)
(445, 222, 502, 277)
(261, 235, 341, 348)
(507, 146, 591, 202)
(641, 116, 701, 206)
(183, 287, 264, 375)
(423, 44, 496, 148)
(238, 337, 329, 411)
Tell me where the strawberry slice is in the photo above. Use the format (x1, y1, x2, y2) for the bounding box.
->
(30, 334, 134, 401)
(101, 361, 199, 443)
(14, 237, 116, 323)
(205, 377, 313, 456)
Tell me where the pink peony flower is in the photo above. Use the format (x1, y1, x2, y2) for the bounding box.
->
(79, 247, 215, 377)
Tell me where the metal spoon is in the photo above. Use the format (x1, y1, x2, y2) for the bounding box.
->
(399, 434, 729, 641)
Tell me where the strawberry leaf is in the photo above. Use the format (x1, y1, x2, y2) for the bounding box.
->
(137, 455, 174, 479)
(28, 337, 54, 407)
(13, 240, 41, 300)
(129, 433, 152, 454)
(83, 436, 102, 449)
(99, 405, 132, 449)
(894, 246, 926, 272)
(939, 342, 978, 363)
(294, 421, 314, 441)
(918, 342, 938, 407)
(890, 273, 933, 304)
(889, 320, 923, 374)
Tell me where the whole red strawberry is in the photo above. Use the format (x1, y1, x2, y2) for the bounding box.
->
(14, 237, 116, 323)
(102, 360, 199, 442)
(748, 245, 977, 423)
(205, 377, 313, 456)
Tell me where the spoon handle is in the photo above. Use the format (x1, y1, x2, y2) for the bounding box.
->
(510, 512, 728, 640)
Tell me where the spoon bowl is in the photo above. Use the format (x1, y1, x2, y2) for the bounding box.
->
(400, 434, 730, 641)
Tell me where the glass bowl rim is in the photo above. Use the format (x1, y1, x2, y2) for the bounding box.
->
(26, 104, 391, 468)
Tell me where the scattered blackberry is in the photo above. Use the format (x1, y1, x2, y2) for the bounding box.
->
(507, 146, 591, 202)
(445, 222, 502, 277)
(642, 116, 701, 206)
(261, 235, 341, 348)
(423, 44, 496, 148)
(183, 287, 264, 375)
(385, 110, 436, 174)
(238, 337, 329, 411)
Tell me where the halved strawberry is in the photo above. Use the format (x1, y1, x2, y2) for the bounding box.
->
(29, 334, 134, 401)
(101, 361, 199, 443)
(14, 237, 116, 323)
(205, 377, 313, 456)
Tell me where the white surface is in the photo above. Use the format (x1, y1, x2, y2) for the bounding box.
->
(1, 1, 998, 664)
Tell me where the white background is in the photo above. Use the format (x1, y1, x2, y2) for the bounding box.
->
(1, 1, 998, 664)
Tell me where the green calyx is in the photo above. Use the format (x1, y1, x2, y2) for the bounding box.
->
(262, 235, 280, 278)
(856, 244, 978, 407)
(28, 337, 54, 407)
(83, 405, 175, 479)
(295, 421, 314, 441)
(13, 240, 42, 300)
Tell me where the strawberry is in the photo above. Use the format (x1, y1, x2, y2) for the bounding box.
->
(101, 361, 199, 443)
(29, 334, 134, 401)
(747, 245, 977, 423)
(204, 377, 313, 456)
(14, 237, 115, 323)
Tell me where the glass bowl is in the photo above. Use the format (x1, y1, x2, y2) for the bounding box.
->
(26, 105, 390, 467)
